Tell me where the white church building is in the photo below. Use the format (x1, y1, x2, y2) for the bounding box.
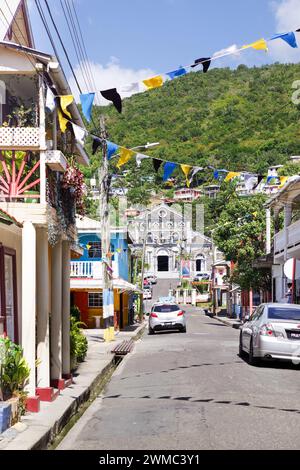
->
(129, 204, 214, 280)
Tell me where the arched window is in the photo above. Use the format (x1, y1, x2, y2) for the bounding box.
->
(147, 233, 153, 243)
(171, 232, 179, 243)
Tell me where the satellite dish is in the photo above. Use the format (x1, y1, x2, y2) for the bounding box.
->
(284, 258, 300, 280)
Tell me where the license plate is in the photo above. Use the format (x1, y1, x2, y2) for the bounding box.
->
(290, 333, 300, 339)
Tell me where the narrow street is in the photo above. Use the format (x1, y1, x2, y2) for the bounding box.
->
(58, 306, 300, 451)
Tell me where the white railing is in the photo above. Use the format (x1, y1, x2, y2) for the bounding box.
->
(70, 260, 119, 278)
(0, 127, 40, 148)
(274, 218, 300, 255)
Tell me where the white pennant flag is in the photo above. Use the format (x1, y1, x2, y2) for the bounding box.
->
(244, 174, 258, 191)
(72, 122, 87, 146)
(189, 167, 203, 186)
(136, 153, 149, 167)
(121, 82, 142, 94)
(46, 86, 55, 112)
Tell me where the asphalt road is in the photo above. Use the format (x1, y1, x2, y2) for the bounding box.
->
(58, 307, 300, 450)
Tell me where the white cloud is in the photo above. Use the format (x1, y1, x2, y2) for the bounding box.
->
(68, 57, 156, 105)
(269, 0, 300, 62)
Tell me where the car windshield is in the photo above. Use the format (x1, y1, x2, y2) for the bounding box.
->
(153, 305, 179, 313)
(268, 307, 300, 321)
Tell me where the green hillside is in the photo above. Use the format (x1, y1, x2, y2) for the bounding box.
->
(83, 62, 300, 191)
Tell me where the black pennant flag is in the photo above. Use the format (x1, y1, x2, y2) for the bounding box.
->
(153, 159, 163, 173)
(92, 137, 102, 155)
(253, 175, 264, 189)
(100, 88, 122, 113)
(191, 57, 211, 73)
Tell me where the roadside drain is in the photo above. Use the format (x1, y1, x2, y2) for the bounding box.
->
(50, 353, 126, 450)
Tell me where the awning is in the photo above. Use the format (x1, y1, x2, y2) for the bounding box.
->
(0, 209, 22, 227)
(70, 276, 143, 294)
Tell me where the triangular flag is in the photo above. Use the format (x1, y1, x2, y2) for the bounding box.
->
(181, 164, 192, 187)
(270, 32, 298, 48)
(72, 122, 87, 146)
(153, 158, 163, 173)
(59, 95, 73, 119)
(243, 38, 268, 52)
(244, 174, 258, 191)
(189, 167, 203, 186)
(191, 57, 211, 73)
(253, 175, 264, 189)
(163, 162, 178, 182)
(143, 75, 164, 90)
(225, 171, 240, 182)
(100, 88, 122, 113)
(80, 93, 95, 122)
(136, 153, 149, 167)
(279, 176, 288, 187)
(116, 148, 135, 169)
(121, 82, 142, 94)
(167, 67, 187, 80)
(107, 141, 119, 160)
(46, 86, 55, 112)
(92, 137, 102, 155)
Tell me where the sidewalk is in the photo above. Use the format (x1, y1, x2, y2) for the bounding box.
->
(0, 322, 146, 450)
(212, 315, 242, 329)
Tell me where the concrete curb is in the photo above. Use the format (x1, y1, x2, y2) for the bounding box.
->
(211, 315, 242, 329)
(0, 322, 146, 450)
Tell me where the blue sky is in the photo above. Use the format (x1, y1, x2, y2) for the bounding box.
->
(28, 0, 300, 99)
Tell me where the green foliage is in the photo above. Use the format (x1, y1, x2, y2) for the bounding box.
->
(212, 191, 270, 290)
(0, 338, 30, 401)
(70, 305, 81, 322)
(70, 317, 88, 365)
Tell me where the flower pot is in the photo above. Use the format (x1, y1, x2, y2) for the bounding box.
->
(0, 402, 12, 433)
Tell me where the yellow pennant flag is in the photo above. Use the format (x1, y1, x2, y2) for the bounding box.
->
(143, 75, 164, 90)
(117, 148, 135, 169)
(181, 164, 192, 187)
(279, 176, 288, 187)
(243, 38, 268, 52)
(58, 95, 74, 133)
(225, 171, 241, 182)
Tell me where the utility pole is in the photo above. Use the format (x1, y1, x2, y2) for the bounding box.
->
(139, 212, 148, 321)
(99, 116, 114, 341)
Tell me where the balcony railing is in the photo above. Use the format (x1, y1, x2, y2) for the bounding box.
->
(0, 127, 40, 149)
(70, 260, 119, 279)
(274, 218, 300, 255)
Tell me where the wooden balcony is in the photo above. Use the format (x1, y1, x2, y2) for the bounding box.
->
(274, 218, 300, 257)
(0, 127, 40, 150)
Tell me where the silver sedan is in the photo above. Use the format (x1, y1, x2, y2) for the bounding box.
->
(148, 303, 186, 334)
(239, 303, 300, 365)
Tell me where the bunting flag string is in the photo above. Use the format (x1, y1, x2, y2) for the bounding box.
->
(50, 28, 299, 117)
(80, 28, 298, 114)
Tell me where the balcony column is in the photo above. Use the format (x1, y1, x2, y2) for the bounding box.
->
(284, 203, 292, 261)
(62, 241, 71, 377)
(266, 208, 271, 255)
(50, 240, 62, 383)
(39, 73, 47, 204)
(21, 222, 38, 405)
(36, 228, 50, 388)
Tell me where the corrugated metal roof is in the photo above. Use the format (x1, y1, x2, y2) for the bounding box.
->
(0, 208, 22, 227)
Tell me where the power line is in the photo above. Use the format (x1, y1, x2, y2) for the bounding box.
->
(59, 0, 90, 92)
(43, 0, 82, 93)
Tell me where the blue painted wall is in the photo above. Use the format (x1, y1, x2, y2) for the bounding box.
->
(74, 231, 129, 281)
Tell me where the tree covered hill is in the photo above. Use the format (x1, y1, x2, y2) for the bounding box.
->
(83, 62, 300, 187)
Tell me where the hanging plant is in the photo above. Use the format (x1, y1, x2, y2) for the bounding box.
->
(62, 163, 86, 217)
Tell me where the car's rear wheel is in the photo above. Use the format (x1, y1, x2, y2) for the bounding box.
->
(248, 338, 259, 366)
(148, 326, 155, 335)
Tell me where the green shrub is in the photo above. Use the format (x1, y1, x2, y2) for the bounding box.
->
(70, 305, 81, 322)
(0, 338, 30, 401)
(70, 317, 88, 365)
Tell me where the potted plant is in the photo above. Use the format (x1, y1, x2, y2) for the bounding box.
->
(0, 338, 30, 427)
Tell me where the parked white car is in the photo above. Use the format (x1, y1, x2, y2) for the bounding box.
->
(143, 289, 152, 300)
(239, 303, 300, 365)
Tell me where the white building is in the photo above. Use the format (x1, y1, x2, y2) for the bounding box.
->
(129, 204, 214, 280)
(0, 1, 88, 411)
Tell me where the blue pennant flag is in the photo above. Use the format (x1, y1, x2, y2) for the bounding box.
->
(107, 141, 119, 160)
(80, 93, 95, 122)
(214, 169, 228, 180)
(163, 162, 178, 181)
(166, 67, 187, 80)
(271, 32, 298, 48)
